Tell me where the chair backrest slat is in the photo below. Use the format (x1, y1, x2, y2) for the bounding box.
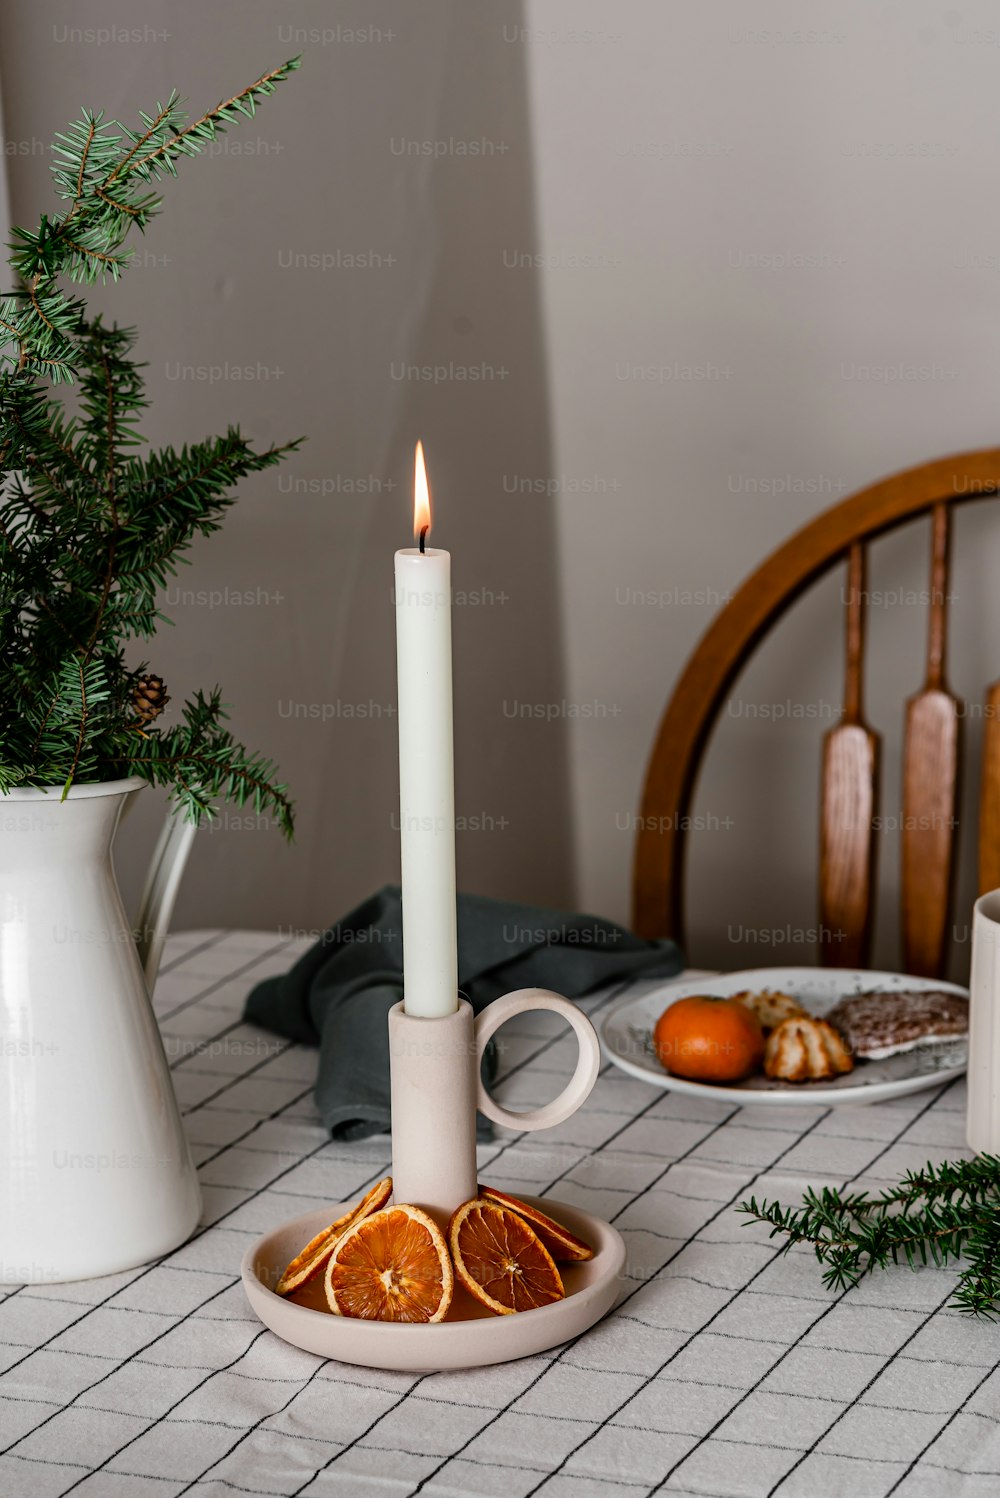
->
(978, 681, 1000, 896)
(819, 544, 880, 967)
(900, 506, 962, 977)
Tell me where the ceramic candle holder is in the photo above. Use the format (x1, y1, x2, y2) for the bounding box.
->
(389, 991, 602, 1223)
(243, 988, 627, 1371)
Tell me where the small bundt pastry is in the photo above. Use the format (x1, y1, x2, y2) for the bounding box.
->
(734, 990, 807, 1033)
(764, 1016, 854, 1082)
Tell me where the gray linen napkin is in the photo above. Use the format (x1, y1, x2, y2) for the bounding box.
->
(243, 884, 682, 1139)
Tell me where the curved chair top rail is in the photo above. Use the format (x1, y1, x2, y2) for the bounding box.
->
(631, 447, 1000, 949)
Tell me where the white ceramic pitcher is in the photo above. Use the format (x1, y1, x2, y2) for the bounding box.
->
(0, 777, 201, 1282)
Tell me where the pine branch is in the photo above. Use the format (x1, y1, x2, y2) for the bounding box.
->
(106, 58, 301, 187)
(0, 60, 302, 832)
(124, 689, 295, 835)
(62, 660, 92, 795)
(739, 1156, 1000, 1317)
(2, 57, 300, 381)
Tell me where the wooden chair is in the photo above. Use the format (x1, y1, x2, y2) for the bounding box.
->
(631, 449, 1000, 979)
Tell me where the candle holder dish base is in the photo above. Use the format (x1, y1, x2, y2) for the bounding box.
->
(243, 991, 622, 1369)
(242, 1195, 625, 1372)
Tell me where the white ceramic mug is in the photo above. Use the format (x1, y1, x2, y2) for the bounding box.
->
(968, 890, 1000, 1153)
(388, 989, 602, 1222)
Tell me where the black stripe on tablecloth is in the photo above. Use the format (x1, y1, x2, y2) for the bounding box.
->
(654, 1078, 961, 1497)
(0, 943, 334, 1405)
(405, 1103, 838, 1498)
(884, 1357, 1000, 1496)
(168, 981, 641, 1498)
(0, 959, 631, 1494)
(410, 1076, 955, 1498)
(158, 930, 226, 974)
(62, 982, 628, 1498)
(1, 949, 993, 1498)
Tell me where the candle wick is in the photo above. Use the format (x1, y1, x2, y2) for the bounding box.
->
(418, 525, 428, 554)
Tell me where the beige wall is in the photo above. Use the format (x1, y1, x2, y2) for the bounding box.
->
(0, 0, 574, 935)
(525, 0, 1000, 978)
(4, 1, 1000, 977)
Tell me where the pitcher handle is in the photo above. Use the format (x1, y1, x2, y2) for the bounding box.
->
(474, 988, 601, 1131)
(135, 806, 197, 990)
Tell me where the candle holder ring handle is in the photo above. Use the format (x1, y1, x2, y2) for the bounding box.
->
(474, 989, 601, 1132)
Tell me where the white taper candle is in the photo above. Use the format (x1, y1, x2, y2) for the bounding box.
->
(393, 443, 458, 1017)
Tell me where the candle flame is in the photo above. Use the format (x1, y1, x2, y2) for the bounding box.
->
(413, 440, 431, 542)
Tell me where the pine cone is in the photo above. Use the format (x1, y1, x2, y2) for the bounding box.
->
(133, 673, 170, 725)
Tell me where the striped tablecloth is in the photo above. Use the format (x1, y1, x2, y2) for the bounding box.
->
(1, 929, 997, 1498)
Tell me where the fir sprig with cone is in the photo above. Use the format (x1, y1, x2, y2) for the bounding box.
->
(740, 1155, 1000, 1318)
(0, 57, 302, 832)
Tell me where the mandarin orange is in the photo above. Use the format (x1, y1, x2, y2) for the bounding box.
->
(653, 995, 764, 1083)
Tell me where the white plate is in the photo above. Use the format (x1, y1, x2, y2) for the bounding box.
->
(601, 967, 968, 1106)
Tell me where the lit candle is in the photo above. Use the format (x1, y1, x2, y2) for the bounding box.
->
(394, 442, 458, 1017)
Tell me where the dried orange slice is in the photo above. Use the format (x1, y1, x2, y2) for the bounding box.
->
(448, 1197, 565, 1315)
(325, 1204, 453, 1322)
(479, 1185, 594, 1263)
(275, 1177, 392, 1296)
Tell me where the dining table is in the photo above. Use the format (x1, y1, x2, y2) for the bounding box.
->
(1, 927, 997, 1498)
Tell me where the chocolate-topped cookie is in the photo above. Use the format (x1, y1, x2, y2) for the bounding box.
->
(826, 990, 968, 1060)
